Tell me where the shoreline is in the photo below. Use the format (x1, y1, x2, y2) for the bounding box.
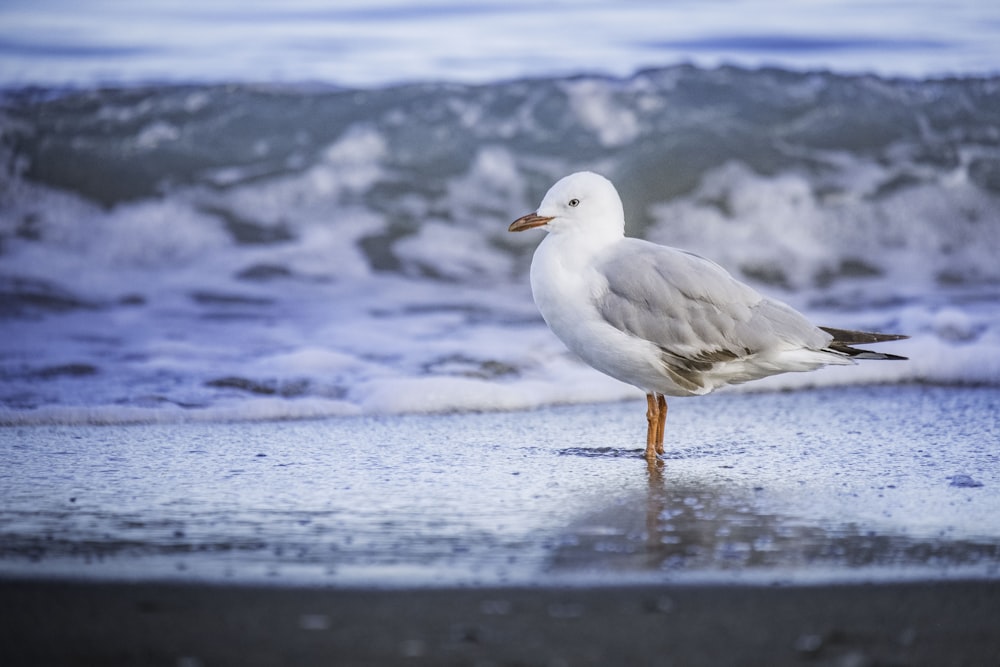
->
(2, 386, 998, 664)
(3, 578, 999, 666)
(0, 380, 994, 428)
(2, 385, 998, 588)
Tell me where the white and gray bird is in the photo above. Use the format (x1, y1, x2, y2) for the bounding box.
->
(509, 171, 907, 461)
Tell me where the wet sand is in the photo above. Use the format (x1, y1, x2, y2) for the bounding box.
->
(3, 578, 999, 666)
(2, 386, 999, 664)
(3, 386, 998, 585)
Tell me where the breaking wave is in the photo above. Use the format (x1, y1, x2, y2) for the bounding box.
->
(2, 65, 999, 424)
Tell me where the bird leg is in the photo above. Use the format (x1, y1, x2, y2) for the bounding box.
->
(655, 394, 667, 455)
(645, 393, 660, 461)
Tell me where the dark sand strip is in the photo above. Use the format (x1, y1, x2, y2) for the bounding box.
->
(2, 579, 998, 666)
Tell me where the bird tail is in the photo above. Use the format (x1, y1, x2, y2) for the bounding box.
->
(819, 326, 909, 360)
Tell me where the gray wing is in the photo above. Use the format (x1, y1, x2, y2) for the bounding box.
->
(594, 239, 830, 390)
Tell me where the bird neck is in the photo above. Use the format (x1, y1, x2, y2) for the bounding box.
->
(537, 227, 621, 275)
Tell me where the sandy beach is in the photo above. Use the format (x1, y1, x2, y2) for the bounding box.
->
(3, 578, 999, 666)
(2, 385, 999, 664)
(4, 386, 998, 584)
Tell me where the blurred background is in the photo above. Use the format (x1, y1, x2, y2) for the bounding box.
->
(2, 0, 999, 86)
(2, 0, 999, 423)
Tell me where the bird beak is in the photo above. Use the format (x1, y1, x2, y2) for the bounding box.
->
(508, 212, 554, 232)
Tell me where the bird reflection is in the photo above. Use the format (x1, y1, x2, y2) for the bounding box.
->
(547, 456, 1000, 576)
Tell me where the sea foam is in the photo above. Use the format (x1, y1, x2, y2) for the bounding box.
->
(2, 67, 999, 424)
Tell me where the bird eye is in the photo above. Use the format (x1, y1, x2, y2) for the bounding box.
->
(568, 198, 580, 207)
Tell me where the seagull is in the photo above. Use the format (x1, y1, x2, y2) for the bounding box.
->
(509, 171, 908, 461)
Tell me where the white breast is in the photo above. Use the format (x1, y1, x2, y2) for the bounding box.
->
(528, 234, 693, 396)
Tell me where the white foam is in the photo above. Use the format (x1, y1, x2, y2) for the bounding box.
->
(394, 221, 514, 282)
(646, 160, 1000, 291)
(562, 78, 640, 147)
(0, 397, 361, 427)
(445, 146, 530, 231)
(3, 78, 1000, 425)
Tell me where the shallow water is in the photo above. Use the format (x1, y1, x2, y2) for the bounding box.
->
(2, 385, 997, 586)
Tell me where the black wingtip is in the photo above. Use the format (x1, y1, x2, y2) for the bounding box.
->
(818, 326, 909, 344)
(819, 326, 909, 360)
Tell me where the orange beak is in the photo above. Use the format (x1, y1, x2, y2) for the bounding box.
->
(508, 212, 554, 232)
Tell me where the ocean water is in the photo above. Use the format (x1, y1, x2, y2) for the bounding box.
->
(1, 2, 1000, 425)
(2, 0, 1000, 87)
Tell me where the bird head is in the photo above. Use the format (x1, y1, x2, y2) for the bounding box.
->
(509, 171, 625, 241)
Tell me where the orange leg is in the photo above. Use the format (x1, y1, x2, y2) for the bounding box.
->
(645, 393, 660, 461)
(655, 394, 667, 455)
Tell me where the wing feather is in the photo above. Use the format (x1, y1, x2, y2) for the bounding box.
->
(594, 239, 830, 386)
